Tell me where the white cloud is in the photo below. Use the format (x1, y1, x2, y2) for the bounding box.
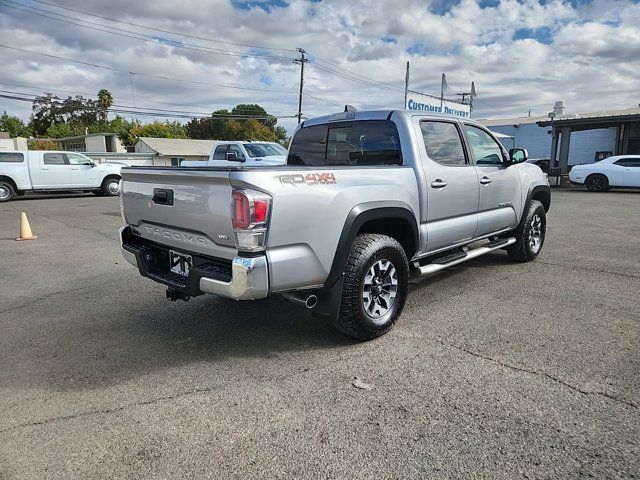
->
(0, 0, 639, 133)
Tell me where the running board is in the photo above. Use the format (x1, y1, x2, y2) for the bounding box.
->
(416, 237, 516, 276)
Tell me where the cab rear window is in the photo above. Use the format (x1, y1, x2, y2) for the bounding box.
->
(0, 152, 24, 163)
(288, 120, 402, 166)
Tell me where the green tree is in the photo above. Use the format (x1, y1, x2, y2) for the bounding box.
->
(273, 125, 287, 142)
(239, 119, 276, 141)
(186, 104, 282, 141)
(97, 89, 113, 123)
(29, 138, 60, 150)
(0, 111, 31, 137)
(31, 93, 99, 135)
(128, 120, 187, 145)
(186, 109, 231, 140)
(107, 116, 136, 146)
(46, 122, 81, 138)
(231, 104, 276, 129)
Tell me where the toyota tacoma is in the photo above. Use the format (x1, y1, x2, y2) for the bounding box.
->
(119, 110, 550, 340)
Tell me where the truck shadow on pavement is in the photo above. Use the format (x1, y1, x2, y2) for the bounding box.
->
(1, 252, 515, 392)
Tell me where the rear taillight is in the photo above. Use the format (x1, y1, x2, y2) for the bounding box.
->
(231, 189, 271, 252)
(232, 190, 251, 229)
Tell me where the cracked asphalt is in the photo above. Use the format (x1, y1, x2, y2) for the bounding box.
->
(0, 189, 638, 479)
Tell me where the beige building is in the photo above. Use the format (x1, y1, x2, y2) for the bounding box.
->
(0, 132, 28, 150)
(57, 133, 127, 153)
(134, 137, 215, 166)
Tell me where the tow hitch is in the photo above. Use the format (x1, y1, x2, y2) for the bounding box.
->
(166, 288, 191, 302)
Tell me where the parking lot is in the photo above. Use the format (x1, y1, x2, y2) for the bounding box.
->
(0, 189, 638, 479)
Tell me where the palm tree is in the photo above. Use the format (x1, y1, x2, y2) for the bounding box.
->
(97, 89, 113, 123)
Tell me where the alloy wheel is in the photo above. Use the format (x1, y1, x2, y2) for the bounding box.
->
(362, 259, 398, 323)
(528, 214, 543, 253)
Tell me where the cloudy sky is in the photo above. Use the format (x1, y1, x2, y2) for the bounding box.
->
(0, 0, 639, 133)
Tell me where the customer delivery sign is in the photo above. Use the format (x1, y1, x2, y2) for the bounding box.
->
(406, 90, 471, 118)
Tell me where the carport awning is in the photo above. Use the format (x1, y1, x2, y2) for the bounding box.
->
(537, 111, 640, 132)
(490, 131, 514, 139)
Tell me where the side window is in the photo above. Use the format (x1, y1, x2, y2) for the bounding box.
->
(614, 158, 640, 167)
(288, 125, 326, 165)
(0, 152, 24, 163)
(420, 121, 467, 167)
(213, 145, 228, 160)
(43, 153, 67, 165)
(464, 125, 505, 165)
(228, 144, 244, 158)
(66, 153, 92, 165)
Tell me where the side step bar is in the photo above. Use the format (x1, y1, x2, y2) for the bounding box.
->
(416, 237, 516, 276)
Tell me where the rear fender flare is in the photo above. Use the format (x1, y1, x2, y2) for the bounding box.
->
(312, 201, 418, 320)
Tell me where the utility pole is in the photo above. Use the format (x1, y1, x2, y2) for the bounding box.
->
(293, 48, 308, 124)
(456, 81, 476, 113)
(403, 61, 409, 109)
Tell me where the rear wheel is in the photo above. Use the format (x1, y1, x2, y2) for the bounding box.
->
(333, 234, 409, 340)
(585, 174, 609, 192)
(0, 181, 15, 202)
(102, 177, 121, 196)
(507, 200, 546, 262)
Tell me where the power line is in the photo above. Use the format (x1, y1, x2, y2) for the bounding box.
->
(0, 90, 299, 119)
(304, 93, 342, 108)
(0, 43, 296, 93)
(3, 1, 402, 100)
(3, 1, 293, 61)
(0, 81, 289, 115)
(309, 61, 404, 92)
(0, 43, 341, 108)
(308, 54, 404, 92)
(27, 0, 297, 53)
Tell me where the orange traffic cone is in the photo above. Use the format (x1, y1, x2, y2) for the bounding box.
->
(16, 212, 37, 241)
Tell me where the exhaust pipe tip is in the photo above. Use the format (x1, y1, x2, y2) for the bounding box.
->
(305, 295, 318, 309)
(283, 292, 318, 309)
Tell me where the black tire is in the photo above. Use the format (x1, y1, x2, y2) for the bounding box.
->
(585, 174, 609, 192)
(333, 234, 409, 340)
(101, 176, 121, 196)
(507, 200, 546, 262)
(0, 181, 15, 202)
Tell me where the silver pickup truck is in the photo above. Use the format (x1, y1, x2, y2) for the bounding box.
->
(119, 110, 550, 340)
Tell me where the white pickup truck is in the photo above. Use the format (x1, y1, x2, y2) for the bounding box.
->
(0, 150, 122, 202)
(181, 141, 287, 168)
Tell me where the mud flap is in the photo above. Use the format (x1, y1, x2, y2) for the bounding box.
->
(311, 276, 344, 323)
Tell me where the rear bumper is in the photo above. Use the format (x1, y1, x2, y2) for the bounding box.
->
(120, 226, 268, 300)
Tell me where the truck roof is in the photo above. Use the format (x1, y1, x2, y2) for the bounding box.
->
(301, 109, 482, 128)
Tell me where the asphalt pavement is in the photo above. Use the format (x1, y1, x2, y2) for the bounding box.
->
(0, 189, 638, 479)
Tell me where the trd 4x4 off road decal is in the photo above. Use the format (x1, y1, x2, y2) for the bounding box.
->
(279, 173, 336, 185)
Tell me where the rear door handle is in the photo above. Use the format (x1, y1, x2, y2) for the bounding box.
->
(430, 179, 447, 189)
(480, 176, 493, 185)
(152, 188, 174, 206)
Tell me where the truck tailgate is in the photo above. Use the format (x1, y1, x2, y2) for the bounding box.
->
(121, 167, 237, 260)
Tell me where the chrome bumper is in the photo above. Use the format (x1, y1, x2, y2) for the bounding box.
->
(120, 226, 269, 300)
(200, 256, 268, 300)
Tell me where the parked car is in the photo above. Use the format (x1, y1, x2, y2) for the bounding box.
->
(119, 110, 550, 340)
(526, 158, 550, 174)
(180, 141, 287, 167)
(569, 155, 640, 191)
(0, 150, 122, 202)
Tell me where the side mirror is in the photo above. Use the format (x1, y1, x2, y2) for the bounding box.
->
(226, 151, 245, 162)
(509, 148, 528, 164)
